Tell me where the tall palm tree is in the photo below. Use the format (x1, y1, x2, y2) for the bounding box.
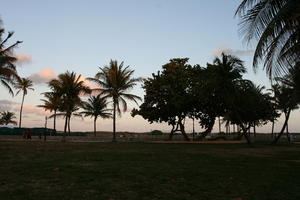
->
(0, 111, 17, 125)
(38, 92, 61, 132)
(0, 19, 22, 95)
(235, 0, 300, 78)
(80, 95, 111, 136)
(15, 77, 34, 128)
(88, 60, 142, 141)
(206, 53, 247, 133)
(48, 71, 91, 139)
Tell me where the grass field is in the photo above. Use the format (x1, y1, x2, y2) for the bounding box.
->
(0, 141, 299, 200)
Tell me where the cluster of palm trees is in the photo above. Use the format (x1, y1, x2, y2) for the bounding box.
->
(1, 1, 300, 143)
(39, 60, 141, 141)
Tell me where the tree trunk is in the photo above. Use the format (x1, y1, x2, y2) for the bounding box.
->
(272, 109, 291, 145)
(200, 118, 215, 138)
(271, 121, 274, 138)
(68, 116, 71, 135)
(94, 117, 97, 137)
(253, 125, 256, 138)
(192, 117, 195, 141)
(241, 125, 251, 145)
(44, 116, 47, 142)
(53, 110, 57, 134)
(63, 116, 68, 142)
(19, 93, 25, 128)
(112, 101, 116, 142)
(179, 120, 190, 141)
(169, 124, 176, 140)
(218, 116, 221, 133)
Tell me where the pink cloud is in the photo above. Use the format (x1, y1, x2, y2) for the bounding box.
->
(29, 68, 57, 84)
(15, 54, 32, 64)
(15, 105, 51, 116)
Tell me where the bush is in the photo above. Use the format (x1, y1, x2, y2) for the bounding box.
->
(149, 130, 163, 135)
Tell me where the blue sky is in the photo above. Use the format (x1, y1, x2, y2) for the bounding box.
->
(1, 0, 298, 133)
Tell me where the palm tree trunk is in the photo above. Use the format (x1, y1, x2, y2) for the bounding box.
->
(272, 110, 291, 145)
(53, 110, 57, 133)
(63, 116, 67, 142)
(218, 116, 221, 133)
(112, 101, 116, 142)
(94, 117, 97, 137)
(19, 93, 25, 128)
(68, 116, 71, 135)
(271, 121, 275, 138)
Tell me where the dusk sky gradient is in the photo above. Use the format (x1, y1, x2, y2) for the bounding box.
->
(1, 0, 299, 133)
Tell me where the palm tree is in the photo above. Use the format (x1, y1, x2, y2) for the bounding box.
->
(15, 77, 34, 128)
(48, 71, 91, 140)
(88, 60, 141, 141)
(235, 0, 300, 78)
(38, 92, 61, 132)
(271, 66, 300, 144)
(207, 53, 247, 133)
(0, 19, 22, 95)
(0, 111, 17, 125)
(80, 95, 111, 136)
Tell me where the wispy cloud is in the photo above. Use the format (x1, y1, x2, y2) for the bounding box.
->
(213, 45, 253, 57)
(29, 68, 57, 84)
(15, 54, 32, 65)
(0, 100, 18, 111)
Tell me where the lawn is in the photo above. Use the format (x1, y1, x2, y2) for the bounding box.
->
(0, 141, 299, 200)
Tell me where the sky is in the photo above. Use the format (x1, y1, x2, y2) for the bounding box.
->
(1, 0, 299, 133)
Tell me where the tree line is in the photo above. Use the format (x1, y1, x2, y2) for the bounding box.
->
(1, 0, 300, 144)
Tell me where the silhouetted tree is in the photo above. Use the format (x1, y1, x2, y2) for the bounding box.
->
(80, 95, 111, 136)
(0, 111, 17, 125)
(0, 18, 22, 95)
(15, 77, 34, 128)
(236, 0, 300, 78)
(38, 92, 61, 132)
(225, 81, 278, 144)
(88, 60, 141, 142)
(132, 58, 192, 140)
(48, 71, 91, 140)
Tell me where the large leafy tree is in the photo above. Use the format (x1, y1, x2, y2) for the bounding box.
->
(38, 92, 61, 132)
(189, 53, 246, 137)
(0, 18, 22, 95)
(48, 71, 91, 139)
(132, 58, 192, 140)
(15, 77, 34, 128)
(225, 81, 278, 144)
(0, 111, 17, 125)
(80, 95, 111, 136)
(236, 0, 300, 78)
(88, 60, 141, 142)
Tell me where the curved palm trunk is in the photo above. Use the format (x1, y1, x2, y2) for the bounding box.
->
(94, 117, 97, 137)
(19, 93, 25, 128)
(112, 101, 116, 142)
(272, 109, 291, 145)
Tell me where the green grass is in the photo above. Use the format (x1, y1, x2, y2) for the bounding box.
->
(0, 141, 299, 200)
